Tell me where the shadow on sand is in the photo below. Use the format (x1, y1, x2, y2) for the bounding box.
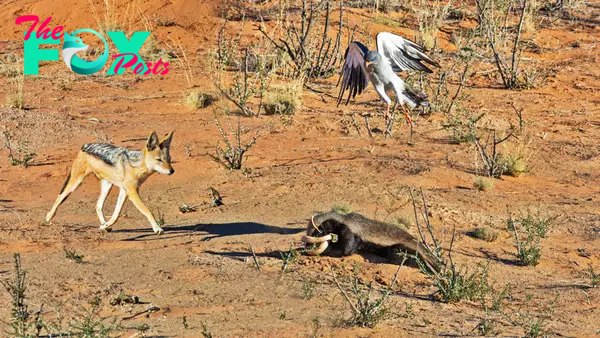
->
(118, 221, 304, 241)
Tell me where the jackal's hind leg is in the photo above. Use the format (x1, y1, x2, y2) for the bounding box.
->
(46, 163, 89, 223)
(96, 180, 112, 225)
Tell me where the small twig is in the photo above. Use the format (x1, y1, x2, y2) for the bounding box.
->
(350, 113, 361, 137)
(420, 188, 441, 254)
(250, 247, 261, 271)
(331, 269, 360, 315)
(364, 115, 373, 138)
(385, 110, 395, 138)
(122, 306, 161, 321)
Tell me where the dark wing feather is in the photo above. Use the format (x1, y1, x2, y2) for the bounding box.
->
(336, 42, 369, 106)
(376, 32, 440, 73)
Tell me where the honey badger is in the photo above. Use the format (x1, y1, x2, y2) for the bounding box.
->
(301, 212, 442, 272)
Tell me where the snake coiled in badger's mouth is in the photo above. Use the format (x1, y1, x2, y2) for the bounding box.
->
(300, 212, 443, 273)
(301, 216, 337, 255)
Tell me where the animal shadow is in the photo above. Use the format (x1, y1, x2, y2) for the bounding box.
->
(120, 221, 304, 241)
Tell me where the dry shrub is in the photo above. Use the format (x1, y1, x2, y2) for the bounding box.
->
(210, 112, 260, 170)
(183, 90, 215, 110)
(258, 0, 344, 80)
(473, 178, 494, 191)
(262, 81, 302, 115)
(467, 226, 499, 242)
(346, 0, 401, 12)
(0, 53, 21, 78)
(411, 0, 454, 50)
(6, 76, 24, 110)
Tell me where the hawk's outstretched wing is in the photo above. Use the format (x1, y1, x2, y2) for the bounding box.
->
(376, 32, 439, 73)
(337, 42, 370, 106)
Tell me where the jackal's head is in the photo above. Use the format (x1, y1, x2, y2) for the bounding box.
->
(144, 131, 175, 175)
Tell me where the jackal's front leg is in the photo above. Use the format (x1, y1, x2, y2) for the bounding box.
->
(96, 180, 112, 225)
(99, 188, 127, 232)
(125, 186, 164, 235)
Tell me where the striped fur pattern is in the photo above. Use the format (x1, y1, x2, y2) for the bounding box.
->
(82, 143, 143, 167)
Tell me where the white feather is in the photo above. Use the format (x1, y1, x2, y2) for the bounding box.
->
(376, 32, 436, 72)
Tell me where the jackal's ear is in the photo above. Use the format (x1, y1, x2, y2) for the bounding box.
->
(160, 131, 174, 149)
(146, 131, 159, 150)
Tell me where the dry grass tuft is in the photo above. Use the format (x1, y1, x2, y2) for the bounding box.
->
(262, 82, 302, 115)
(474, 178, 494, 191)
(467, 227, 499, 242)
(183, 91, 216, 110)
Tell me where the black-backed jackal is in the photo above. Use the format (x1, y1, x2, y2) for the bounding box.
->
(46, 131, 174, 234)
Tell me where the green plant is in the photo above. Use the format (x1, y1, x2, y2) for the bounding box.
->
(467, 226, 499, 242)
(585, 264, 600, 288)
(331, 205, 352, 215)
(280, 244, 300, 273)
(68, 299, 120, 337)
(502, 131, 535, 177)
(156, 209, 166, 227)
(411, 189, 492, 302)
(473, 281, 515, 336)
(509, 213, 545, 266)
(1, 254, 44, 338)
(3, 131, 36, 167)
(301, 279, 316, 300)
(64, 248, 84, 264)
(474, 314, 496, 336)
(201, 322, 213, 338)
(428, 261, 492, 303)
(496, 293, 557, 338)
(372, 16, 402, 27)
(332, 263, 403, 328)
(307, 317, 322, 338)
(508, 210, 555, 239)
(474, 178, 494, 191)
(209, 113, 259, 170)
(442, 109, 485, 143)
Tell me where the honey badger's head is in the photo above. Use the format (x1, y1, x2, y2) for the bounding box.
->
(302, 215, 344, 256)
